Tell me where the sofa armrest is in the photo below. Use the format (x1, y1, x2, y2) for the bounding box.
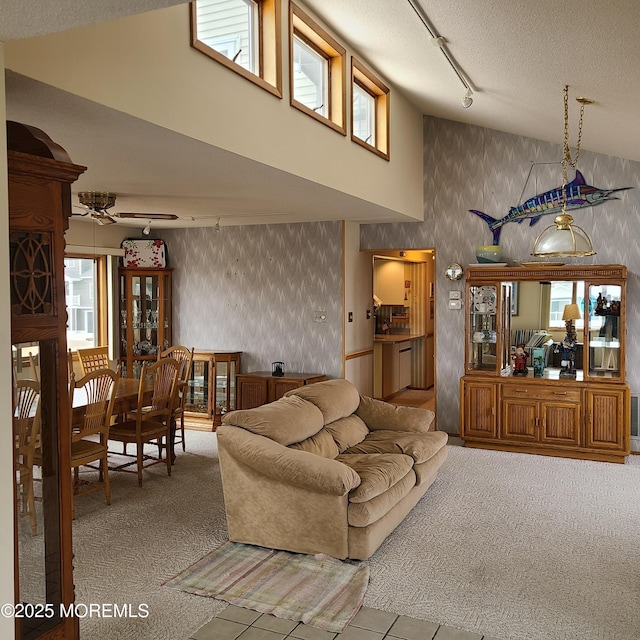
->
(217, 425, 361, 496)
(356, 395, 435, 433)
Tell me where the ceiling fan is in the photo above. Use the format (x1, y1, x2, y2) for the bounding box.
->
(73, 191, 180, 225)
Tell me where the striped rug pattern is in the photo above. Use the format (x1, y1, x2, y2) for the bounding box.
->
(163, 541, 369, 632)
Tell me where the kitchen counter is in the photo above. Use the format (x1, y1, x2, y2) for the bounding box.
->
(374, 333, 424, 344)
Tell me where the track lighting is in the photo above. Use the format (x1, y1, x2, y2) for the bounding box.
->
(142, 221, 152, 236)
(407, 0, 475, 109)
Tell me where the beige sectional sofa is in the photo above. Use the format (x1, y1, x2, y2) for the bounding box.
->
(217, 379, 448, 560)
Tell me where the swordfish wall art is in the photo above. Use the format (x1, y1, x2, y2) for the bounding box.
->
(470, 169, 631, 246)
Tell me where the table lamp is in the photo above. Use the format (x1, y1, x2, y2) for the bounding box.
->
(562, 303, 581, 340)
(559, 303, 581, 377)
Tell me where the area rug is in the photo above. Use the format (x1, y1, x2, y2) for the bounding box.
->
(163, 540, 369, 632)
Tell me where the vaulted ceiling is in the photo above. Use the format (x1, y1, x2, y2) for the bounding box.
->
(3, 0, 639, 229)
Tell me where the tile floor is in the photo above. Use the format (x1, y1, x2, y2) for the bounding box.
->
(191, 605, 502, 640)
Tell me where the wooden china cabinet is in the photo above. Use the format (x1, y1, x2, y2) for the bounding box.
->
(460, 264, 630, 463)
(8, 122, 85, 639)
(118, 268, 172, 378)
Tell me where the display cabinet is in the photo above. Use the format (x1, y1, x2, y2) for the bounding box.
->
(587, 283, 623, 380)
(466, 283, 512, 375)
(8, 122, 85, 639)
(184, 351, 241, 429)
(460, 264, 630, 463)
(119, 268, 172, 378)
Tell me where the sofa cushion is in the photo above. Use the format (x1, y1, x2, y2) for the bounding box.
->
(325, 415, 369, 453)
(338, 453, 414, 503)
(347, 469, 416, 527)
(345, 430, 448, 464)
(414, 446, 448, 486)
(286, 379, 361, 425)
(222, 395, 323, 446)
(356, 395, 435, 433)
(289, 428, 340, 459)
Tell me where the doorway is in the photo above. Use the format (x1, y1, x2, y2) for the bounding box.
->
(371, 249, 435, 407)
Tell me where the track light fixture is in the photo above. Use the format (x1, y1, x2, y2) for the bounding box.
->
(142, 221, 152, 236)
(406, 0, 475, 108)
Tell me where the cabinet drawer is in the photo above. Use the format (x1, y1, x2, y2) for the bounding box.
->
(502, 386, 581, 403)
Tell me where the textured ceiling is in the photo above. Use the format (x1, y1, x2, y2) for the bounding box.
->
(0, 0, 186, 40)
(3, 0, 640, 229)
(303, 0, 640, 164)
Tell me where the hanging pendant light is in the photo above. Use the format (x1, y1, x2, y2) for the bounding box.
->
(532, 213, 595, 257)
(532, 86, 596, 258)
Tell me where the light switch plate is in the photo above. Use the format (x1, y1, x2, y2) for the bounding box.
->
(448, 299, 462, 310)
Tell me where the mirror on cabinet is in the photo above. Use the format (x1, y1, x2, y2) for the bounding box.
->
(464, 265, 626, 383)
(12, 341, 65, 638)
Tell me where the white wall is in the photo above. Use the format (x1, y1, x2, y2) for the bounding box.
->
(5, 3, 424, 221)
(0, 43, 17, 640)
(343, 221, 374, 394)
(65, 217, 140, 251)
(374, 259, 406, 306)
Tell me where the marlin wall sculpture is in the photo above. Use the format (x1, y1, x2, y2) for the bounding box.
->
(470, 170, 630, 246)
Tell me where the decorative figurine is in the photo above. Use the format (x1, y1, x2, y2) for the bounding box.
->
(557, 335, 578, 378)
(511, 343, 529, 375)
(533, 347, 545, 377)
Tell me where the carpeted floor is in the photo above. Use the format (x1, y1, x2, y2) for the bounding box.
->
(68, 431, 640, 640)
(364, 446, 640, 640)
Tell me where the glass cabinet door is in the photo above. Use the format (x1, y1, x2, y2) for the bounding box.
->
(213, 352, 240, 426)
(186, 359, 210, 415)
(587, 283, 623, 380)
(13, 341, 66, 639)
(467, 285, 499, 373)
(119, 269, 172, 378)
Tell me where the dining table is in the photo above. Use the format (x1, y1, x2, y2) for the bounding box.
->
(70, 376, 177, 462)
(71, 376, 153, 419)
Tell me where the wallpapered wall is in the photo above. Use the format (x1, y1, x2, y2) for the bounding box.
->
(361, 115, 640, 433)
(163, 221, 343, 378)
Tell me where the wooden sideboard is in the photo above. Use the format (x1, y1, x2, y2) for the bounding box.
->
(236, 372, 327, 410)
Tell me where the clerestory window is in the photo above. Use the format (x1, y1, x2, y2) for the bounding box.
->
(191, 0, 282, 97)
(289, 3, 346, 134)
(351, 58, 390, 159)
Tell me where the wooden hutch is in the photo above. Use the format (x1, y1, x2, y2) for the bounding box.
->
(460, 264, 630, 463)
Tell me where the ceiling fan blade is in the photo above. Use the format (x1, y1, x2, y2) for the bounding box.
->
(117, 212, 180, 221)
(95, 211, 117, 225)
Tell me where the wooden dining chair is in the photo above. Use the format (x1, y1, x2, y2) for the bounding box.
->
(108, 357, 180, 486)
(157, 346, 194, 454)
(14, 379, 41, 535)
(28, 351, 40, 383)
(69, 367, 119, 517)
(76, 346, 111, 376)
